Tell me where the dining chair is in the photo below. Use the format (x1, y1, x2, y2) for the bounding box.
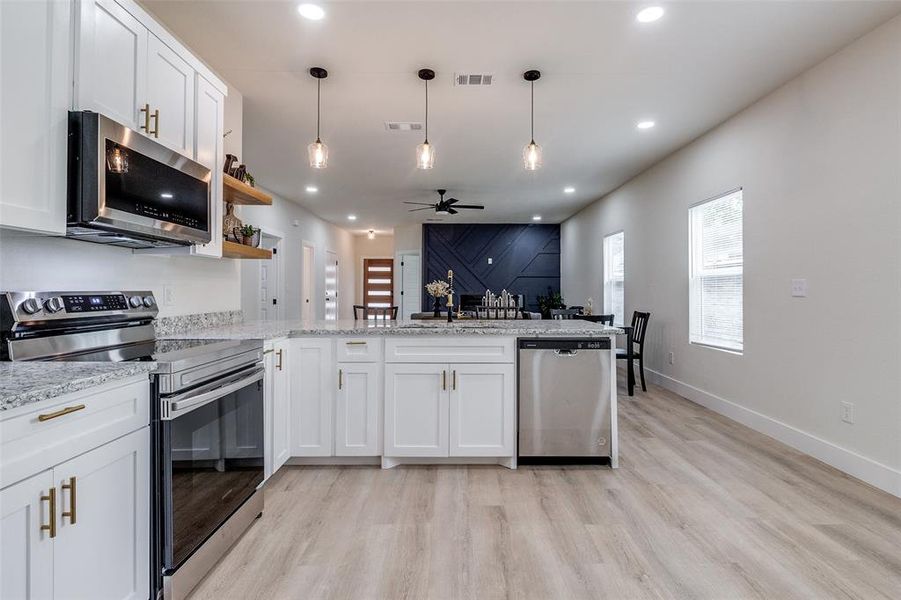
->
(616, 311, 650, 392)
(354, 305, 398, 320)
(550, 308, 582, 320)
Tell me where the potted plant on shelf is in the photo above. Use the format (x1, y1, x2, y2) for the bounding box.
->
(425, 279, 451, 317)
(235, 224, 260, 247)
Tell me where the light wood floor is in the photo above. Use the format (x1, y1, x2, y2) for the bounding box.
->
(188, 377, 901, 600)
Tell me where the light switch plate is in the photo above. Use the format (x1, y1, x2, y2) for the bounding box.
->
(487, 257, 493, 265)
(840, 401, 854, 424)
(791, 278, 808, 297)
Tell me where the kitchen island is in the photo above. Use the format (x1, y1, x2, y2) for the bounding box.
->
(167, 319, 622, 473)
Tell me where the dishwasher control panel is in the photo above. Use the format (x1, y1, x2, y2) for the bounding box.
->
(519, 338, 611, 351)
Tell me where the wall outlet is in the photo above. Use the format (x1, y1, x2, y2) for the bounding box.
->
(840, 401, 854, 424)
(163, 285, 175, 307)
(791, 278, 808, 297)
(668, 351, 675, 365)
(487, 257, 493, 265)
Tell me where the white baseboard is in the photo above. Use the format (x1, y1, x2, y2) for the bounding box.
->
(646, 368, 901, 499)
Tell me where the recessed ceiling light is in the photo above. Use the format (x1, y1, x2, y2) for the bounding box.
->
(636, 6, 664, 23)
(637, 120, 656, 130)
(347, 214, 357, 221)
(305, 185, 318, 193)
(532, 215, 542, 221)
(563, 187, 575, 194)
(160, 192, 173, 199)
(297, 3, 325, 20)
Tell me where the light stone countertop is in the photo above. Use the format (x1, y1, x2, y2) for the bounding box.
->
(161, 318, 623, 341)
(0, 362, 157, 411)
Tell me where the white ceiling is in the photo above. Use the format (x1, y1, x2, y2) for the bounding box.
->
(144, 0, 901, 231)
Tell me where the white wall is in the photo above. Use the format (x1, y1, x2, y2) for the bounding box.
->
(562, 16, 901, 495)
(352, 234, 395, 306)
(238, 192, 355, 321)
(0, 230, 241, 317)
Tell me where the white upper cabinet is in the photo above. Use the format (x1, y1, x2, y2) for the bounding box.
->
(192, 75, 225, 258)
(146, 34, 194, 156)
(0, 0, 71, 234)
(76, 0, 148, 130)
(0, 470, 54, 600)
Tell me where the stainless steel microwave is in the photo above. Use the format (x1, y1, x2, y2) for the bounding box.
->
(67, 111, 212, 249)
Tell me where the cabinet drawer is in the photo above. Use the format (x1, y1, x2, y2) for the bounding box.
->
(0, 377, 150, 488)
(336, 338, 384, 363)
(384, 337, 515, 364)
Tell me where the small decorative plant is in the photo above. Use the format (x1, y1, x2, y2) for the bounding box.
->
(239, 224, 258, 246)
(536, 287, 565, 319)
(425, 280, 450, 298)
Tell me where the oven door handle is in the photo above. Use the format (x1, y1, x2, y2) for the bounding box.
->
(163, 366, 265, 420)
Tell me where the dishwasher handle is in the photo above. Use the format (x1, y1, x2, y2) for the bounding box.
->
(554, 349, 579, 357)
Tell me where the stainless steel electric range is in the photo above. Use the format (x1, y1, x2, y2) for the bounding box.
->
(1, 291, 265, 600)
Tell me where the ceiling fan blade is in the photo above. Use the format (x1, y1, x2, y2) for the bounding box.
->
(446, 198, 459, 205)
(447, 208, 458, 215)
(408, 206, 435, 212)
(453, 204, 485, 210)
(403, 201, 436, 206)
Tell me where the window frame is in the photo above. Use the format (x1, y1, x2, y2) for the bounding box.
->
(688, 188, 744, 354)
(603, 230, 625, 326)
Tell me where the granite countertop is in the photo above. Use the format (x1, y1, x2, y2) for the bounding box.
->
(162, 318, 624, 341)
(0, 362, 157, 411)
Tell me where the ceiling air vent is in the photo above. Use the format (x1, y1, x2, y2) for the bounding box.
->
(454, 73, 494, 87)
(385, 121, 423, 132)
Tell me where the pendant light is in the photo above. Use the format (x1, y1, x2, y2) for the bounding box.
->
(416, 68, 436, 170)
(308, 67, 329, 169)
(522, 69, 542, 170)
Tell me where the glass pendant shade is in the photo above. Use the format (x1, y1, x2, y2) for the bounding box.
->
(416, 140, 435, 170)
(308, 138, 328, 169)
(106, 145, 128, 173)
(523, 140, 542, 171)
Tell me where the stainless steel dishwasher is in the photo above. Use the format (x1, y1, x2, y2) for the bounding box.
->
(518, 338, 615, 464)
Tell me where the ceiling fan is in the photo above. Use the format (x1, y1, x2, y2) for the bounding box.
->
(405, 189, 485, 215)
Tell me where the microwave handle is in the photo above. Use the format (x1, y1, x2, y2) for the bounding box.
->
(164, 366, 264, 420)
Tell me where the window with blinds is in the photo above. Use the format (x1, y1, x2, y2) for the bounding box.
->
(689, 189, 743, 352)
(603, 231, 625, 326)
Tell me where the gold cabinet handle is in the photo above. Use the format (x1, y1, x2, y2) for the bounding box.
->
(442, 370, 447, 391)
(150, 108, 160, 138)
(61, 477, 76, 525)
(38, 404, 85, 422)
(452, 370, 457, 391)
(345, 341, 367, 346)
(276, 349, 283, 371)
(338, 368, 343, 390)
(140, 103, 151, 133)
(41, 488, 56, 538)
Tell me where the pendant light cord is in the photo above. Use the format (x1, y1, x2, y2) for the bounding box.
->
(530, 80, 535, 143)
(424, 78, 429, 142)
(316, 78, 321, 141)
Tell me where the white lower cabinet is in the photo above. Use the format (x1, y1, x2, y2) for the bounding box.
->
(264, 338, 291, 478)
(384, 363, 448, 457)
(384, 362, 514, 458)
(449, 363, 515, 457)
(0, 469, 54, 600)
(336, 362, 381, 456)
(52, 427, 149, 600)
(0, 426, 149, 600)
(291, 338, 334, 457)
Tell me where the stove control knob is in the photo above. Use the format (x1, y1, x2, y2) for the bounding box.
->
(129, 295, 143, 308)
(142, 296, 156, 308)
(44, 297, 65, 313)
(20, 298, 41, 315)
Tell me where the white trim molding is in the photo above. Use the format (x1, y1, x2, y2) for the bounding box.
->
(646, 368, 901, 499)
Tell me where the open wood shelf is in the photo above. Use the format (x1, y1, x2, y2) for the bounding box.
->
(222, 240, 272, 260)
(223, 174, 272, 205)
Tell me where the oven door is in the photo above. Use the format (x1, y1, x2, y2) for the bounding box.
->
(159, 365, 265, 572)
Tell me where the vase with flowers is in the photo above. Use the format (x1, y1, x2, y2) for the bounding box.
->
(425, 279, 450, 317)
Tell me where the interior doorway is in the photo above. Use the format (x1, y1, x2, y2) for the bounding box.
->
(302, 243, 314, 321)
(397, 253, 421, 319)
(257, 232, 283, 321)
(324, 250, 338, 320)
